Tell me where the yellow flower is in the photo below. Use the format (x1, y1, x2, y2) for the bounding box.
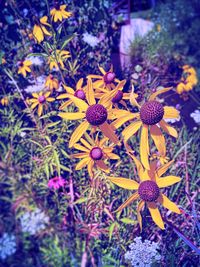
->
(87, 65, 121, 91)
(98, 80, 138, 109)
(176, 65, 198, 94)
(45, 75, 59, 91)
(18, 60, 32, 77)
(57, 78, 86, 110)
(48, 49, 70, 70)
(58, 78, 120, 147)
(1, 97, 9, 106)
(50, 4, 72, 22)
(112, 87, 179, 169)
(176, 82, 186, 94)
(72, 135, 119, 178)
(107, 154, 181, 230)
(1, 58, 6, 64)
(29, 91, 55, 116)
(157, 24, 161, 32)
(33, 16, 52, 43)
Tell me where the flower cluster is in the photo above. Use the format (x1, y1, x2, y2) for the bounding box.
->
(124, 237, 161, 267)
(0, 233, 17, 260)
(176, 65, 198, 94)
(56, 65, 181, 229)
(20, 208, 49, 235)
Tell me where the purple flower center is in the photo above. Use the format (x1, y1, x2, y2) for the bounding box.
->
(112, 90, 123, 103)
(38, 95, 46, 104)
(140, 100, 164, 125)
(90, 147, 103, 160)
(138, 180, 160, 202)
(86, 104, 108, 126)
(104, 72, 116, 84)
(74, 89, 86, 100)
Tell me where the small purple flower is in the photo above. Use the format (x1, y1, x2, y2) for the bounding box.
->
(48, 176, 65, 190)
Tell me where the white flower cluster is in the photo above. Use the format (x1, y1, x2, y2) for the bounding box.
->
(26, 56, 43, 66)
(20, 208, 49, 235)
(0, 233, 17, 260)
(25, 75, 46, 93)
(82, 33, 100, 48)
(124, 237, 161, 267)
(190, 109, 200, 124)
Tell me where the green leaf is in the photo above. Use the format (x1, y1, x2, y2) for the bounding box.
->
(29, 139, 43, 149)
(120, 218, 136, 224)
(60, 34, 75, 50)
(44, 163, 49, 179)
(73, 197, 88, 205)
(53, 150, 60, 175)
(26, 53, 48, 58)
(109, 222, 116, 241)
(60, 164, 71, 172)
(46, 121, 61, 128)
(61, 149, 70, 159)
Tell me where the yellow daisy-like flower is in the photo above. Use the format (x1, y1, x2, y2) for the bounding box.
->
(29, 91, 55, 116)
(107, 154, 181, 230)
(33, 16, 52, 43)
(112, 87, 179, 169)
(1, 97, 9, 106)
(176, 65, 198, 94)
(48, 49, 70, 70)
(18, 60, 32, 77)
(98, 80, 138, 109)
(87, 65, 121, 91)
(72, 135, 119, 178)
(58, 78, 120, 147)
(45, 75, 59, 91)
(57, 78, 86, 110)
(50, 4, 72, 22)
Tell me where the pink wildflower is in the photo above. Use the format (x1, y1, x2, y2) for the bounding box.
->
(48, 176, 65, 189)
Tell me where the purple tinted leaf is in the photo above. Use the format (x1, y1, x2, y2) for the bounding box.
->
(173, 228, 200, 255)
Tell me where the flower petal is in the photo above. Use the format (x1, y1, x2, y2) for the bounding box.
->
(87, 159, 94, 178)
(96, 160, 109, 172)
(116, 192, 139, 212)
(86, 78, 96, 105)
(128, 153, 144, 180)
(112, 113, 139, 129)
(140, 125, 150, 170)
(75, 157, 90, 170)
(158, 194, 181, 214)
(157, 160, 174, 177)
(99, 122, 120, 145)
(107, 177, 139, 190)
(149, 87, 172, 100)
(76, 78, 84, 89)
(122, 121, 142, 143)
(137, 200, 145, 231)
(59, 112, 85, 120)
(150, 125, 166, 156)
(164, 106, 180, 119)
(73, 144, 90, 152)
(69, 121, 90, 148)
(67, 94, 88, 111)
(157, 176, 181, 188)
(38, 104, 43, 116)
(159, 120, 178, 138)
(147, 202, 165, 229)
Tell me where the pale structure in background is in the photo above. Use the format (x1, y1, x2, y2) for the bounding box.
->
(120, 18, 154, 69)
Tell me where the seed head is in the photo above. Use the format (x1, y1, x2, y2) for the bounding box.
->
(138, 180, 160, 202)
(86, 104, 107, 126)
(140, 100, 164, 125)
(90, 147, 103, 160)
